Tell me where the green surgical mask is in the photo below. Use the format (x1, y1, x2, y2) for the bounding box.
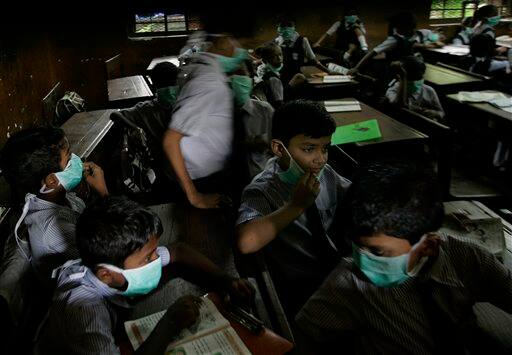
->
(277, 141, 324, 185)
(277, 26, 296, 41)
(267, 62, 283, 73)
(352, 243, 427, 288)
(486, 16, 501, 27)
(345, 15, 358, 25)
(231, 75, 253, 107)
(217, 48, 249, 74)
(407, 79, 424, 94)
(428, 32, 440, 42)
(99, 256, 162, 297)
(156, 86, 179, 108)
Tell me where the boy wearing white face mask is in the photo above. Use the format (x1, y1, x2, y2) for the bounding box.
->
(237, 100, 351, 316)
(0, 127, 108, 286)
(36, 196, 255, 355)
(386, 55, 445, 121)
(297, 159, 512, 354)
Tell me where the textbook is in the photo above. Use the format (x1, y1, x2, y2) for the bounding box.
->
(324, 100, 361, 113)
(331, 119, 382, 145)
(327, 62, 349, 75)
(125, 297, 251, 355)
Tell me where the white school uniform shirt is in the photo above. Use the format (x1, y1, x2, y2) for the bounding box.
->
(169, 52, 234, 180)
(373, 33, 420, 54)
(385, 80, 445, 119)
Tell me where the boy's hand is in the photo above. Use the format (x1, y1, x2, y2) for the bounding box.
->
(83, 162, 108, 197)
(347, 68, 359, 76)
(290, 171, 320, 210)
(407, 233, 442, 272)
(189, 192, 232, 209)
(165, 295, 202, 330)
(226, 279, 255, 307)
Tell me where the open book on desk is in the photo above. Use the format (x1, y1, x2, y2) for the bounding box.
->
(324, 100, 361, 112)
(124, 294, 294, 355)
(322, 75, 352, 83)
(125, 297, 251, 355)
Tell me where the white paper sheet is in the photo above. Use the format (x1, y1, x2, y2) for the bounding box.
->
(322, 75, 352, 83)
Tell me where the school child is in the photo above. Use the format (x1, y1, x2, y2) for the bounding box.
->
(313, 8, 369, 67)
(236, 100, 351, 315)
(35, 195, 255, 354)
(273, 15, 332, 85)
(163, 33, 247, 209)
(254, 42, 285, 108)
(453, 17, 474, 45)
(348, 11, 420, 76)
(473, 4, 509, 55)
(296, 159, 512, 354)
(0, 127, 108, 285)
(385, 55, 445, 121)
(415, 27, 446, 49)
(468, 33, 511, 75)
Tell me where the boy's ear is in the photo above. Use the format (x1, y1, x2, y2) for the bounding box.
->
(271, 139, 284, 157)
(95, 267, 117, 287)
(44, 173, 60, 190)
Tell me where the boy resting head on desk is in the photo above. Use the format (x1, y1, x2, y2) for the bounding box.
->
(296, 159, 512, 354)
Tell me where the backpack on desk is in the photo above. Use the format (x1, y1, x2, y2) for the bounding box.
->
(54, 91, 85, 126)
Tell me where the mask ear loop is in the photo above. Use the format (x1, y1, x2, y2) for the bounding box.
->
(14, 194, 36, 261)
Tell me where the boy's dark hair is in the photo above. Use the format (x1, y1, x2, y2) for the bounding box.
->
(474, 4, 498, 22)
(470, 33, 496, 58)
(344, 159, 444, 244)
(0, 127, 65, 197)
(389, 11, 417, 36)
(277, 14, 295, 27)
(150, 62, 178, 89)
(401, 55, 426, 80)
(272, 99, 336, 146)
(76, 195, 163, 269)
(462, 16, 473, 27)
(258, 42, 280, 63)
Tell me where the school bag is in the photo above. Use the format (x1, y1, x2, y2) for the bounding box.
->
(54, 91, 85, 126)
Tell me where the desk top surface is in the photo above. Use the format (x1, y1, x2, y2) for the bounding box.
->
(425, 63, 483, 86)
(61, 109, 117, 159)
(302, 66, 358, 87)
(327, 98, 428, 146)
(446, 90, 512, 123)
(107, 75, 153, 102)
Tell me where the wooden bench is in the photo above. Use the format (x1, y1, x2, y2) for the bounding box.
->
(107, 75, 153, 108)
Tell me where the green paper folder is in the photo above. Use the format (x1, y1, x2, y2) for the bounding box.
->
(331, 119, 382, 145)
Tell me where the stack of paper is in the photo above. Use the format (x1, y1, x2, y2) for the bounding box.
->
(456, 91, 508, 103)
(331, 119, 382, 145)
(324, 100, 361, 113)
(490, 97, 512, 113)
(327, 63, 349, 75)
(323, 75, 352, 83)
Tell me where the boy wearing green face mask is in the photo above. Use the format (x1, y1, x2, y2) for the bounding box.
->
(473, 5, 509, 56)
(254, 42, 285, 108)
(297, 159, 512, 354)
(237, 100, 351, 316)
(313, 8, 369, 67)
(274, 15, 333, 86)
(36, 196, 255, 354)
(386, 55, 445, 121)
(0, 127, 108, 287)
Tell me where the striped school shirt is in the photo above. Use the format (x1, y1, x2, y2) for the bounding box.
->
(296, 235, 512, 354)
(24, 192, 85, 285)
(35, 246, 171, 355)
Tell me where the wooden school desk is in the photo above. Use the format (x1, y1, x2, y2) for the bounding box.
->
(107, 75, 153, 108)
(421, 45, 470, 65)
(424, 63, 486, 94)
(327, 98, 428, 147)
(301, 66, 359, 100)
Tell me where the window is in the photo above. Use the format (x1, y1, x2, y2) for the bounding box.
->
(132, 11, 203, 37)
(429, 0, 510, 20)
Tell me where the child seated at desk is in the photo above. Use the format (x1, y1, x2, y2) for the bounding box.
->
(35, 195, 255, 355)
(468, 33, 511, 75)
(254, 42, 285, 108)
(0, 127, 108, 287)
(296, 159, 512, 354)
(473, 4, 509, 56)
(273, 15, 331, 85)
(236, 100, 351, 316)
(385, 55, 445, 121)
(415, 28, 446, 49)
(453, 17, 473, 46)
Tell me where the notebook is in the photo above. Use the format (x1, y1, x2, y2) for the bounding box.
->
(324, 100, 361, 112)
(323, 75, 352, 83)
(331, 119, 382, 145)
